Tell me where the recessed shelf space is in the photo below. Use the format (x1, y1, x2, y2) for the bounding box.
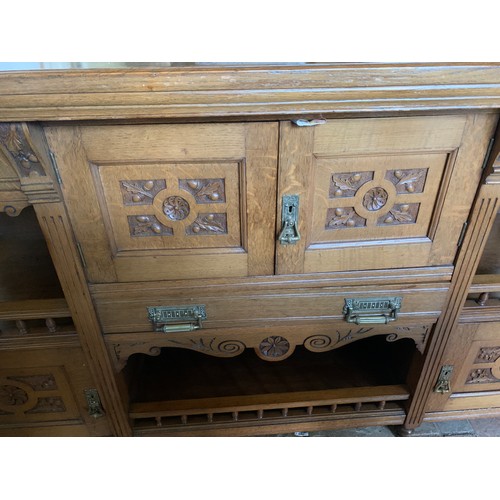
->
(0, 207, 70, 337)
(0, 207, 64, 302)
(476, 208, 500, 276)
(127, 336, 415, 434)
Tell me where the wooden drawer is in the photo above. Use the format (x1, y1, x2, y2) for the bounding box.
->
(92, 281, 449, 335)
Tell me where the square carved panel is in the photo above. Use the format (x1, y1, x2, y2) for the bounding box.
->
(93, 162, 243, 254)
(0, 366, 80, 424)
(310, 153, 448, 245)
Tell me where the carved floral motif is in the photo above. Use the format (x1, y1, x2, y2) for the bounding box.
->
(186, 213, 227, 235)
(120, 179, 166, 205)
(128, 215, 173, 237)
(180, 178, 226, 203)
(8, 374, 57, 391)
(330, 172, 373, 198)
(466, 368, 500, 384)
(0, 385, 28, 406)
(325, 207, 366, 230)
(386, 168, 427, 194)
(475, 346, 500, 363)
(26, 397, 66, 413)
(379, 203, 420, 225)
(163, 196, 190, 221)
(0, 124, 45, 177)
(363, 187, 388, 211)
(259, 336, 290, 358)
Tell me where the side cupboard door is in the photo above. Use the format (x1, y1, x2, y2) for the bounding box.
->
(276, 114, 498, 275)
(45, 123, 278, 283)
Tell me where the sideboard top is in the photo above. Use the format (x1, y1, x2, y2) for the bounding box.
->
(1, 62, 500, 122)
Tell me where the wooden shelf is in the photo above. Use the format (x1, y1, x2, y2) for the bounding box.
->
(127, 337, 415, 434)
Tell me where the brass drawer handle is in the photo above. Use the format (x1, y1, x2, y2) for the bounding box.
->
(148, 305, 207, 333)
(343, 297, 402, 325)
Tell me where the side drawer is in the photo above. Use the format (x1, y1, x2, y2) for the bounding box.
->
(91, 281, 449, 334)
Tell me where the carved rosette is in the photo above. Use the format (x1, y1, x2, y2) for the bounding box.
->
(257, 336, 292, 361)
(0, 385, 29, 407)
(163, 196, 191, 221)
(363, 187, 388, 211)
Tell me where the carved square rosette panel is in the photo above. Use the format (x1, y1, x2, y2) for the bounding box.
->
(93, 162, 243, 253)
(310, 154, 448, 245)
(464, 345, 500, 386)
(0, 367, 80, 424)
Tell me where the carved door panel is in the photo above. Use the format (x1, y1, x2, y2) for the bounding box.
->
(426, 322, 500, 413)
(0, 347, 111, 436)
(276, 114, 498, 274)
(44, 123, 278, 282)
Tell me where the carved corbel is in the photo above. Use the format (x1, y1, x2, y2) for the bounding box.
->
(0, 123, 60, 206)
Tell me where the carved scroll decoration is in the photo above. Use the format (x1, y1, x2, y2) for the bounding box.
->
(304, 325, 430, 354)
(110, 324, 431, 372)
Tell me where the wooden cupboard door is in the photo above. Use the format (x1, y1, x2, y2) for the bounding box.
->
(0, 346, 111, 436)
(276, 114, 498, 274)
(45, 123, 278, 282)
(426, 322, 500, 413)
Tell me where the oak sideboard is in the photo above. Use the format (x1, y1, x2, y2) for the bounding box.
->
(1, 62, 499, 436)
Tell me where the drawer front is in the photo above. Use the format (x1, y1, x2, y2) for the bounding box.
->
(93, 281, 449, 335)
